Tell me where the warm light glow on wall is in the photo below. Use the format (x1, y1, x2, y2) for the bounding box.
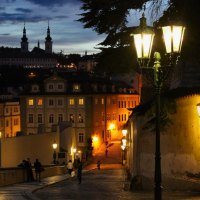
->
(72, 148, 77, 153)
(109, 123, 115, 130)
(92, 135, 99, 148)
(92, 135, 98, 142)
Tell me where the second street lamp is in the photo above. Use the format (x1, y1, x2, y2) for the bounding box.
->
(52, 141, 58, 164)
(131, 14, 185, 200)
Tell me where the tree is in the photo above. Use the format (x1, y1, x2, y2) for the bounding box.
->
(78, 0, 167, 73)
(79, 0, 200, 73)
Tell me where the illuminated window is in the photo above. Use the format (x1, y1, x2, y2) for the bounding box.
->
(69, 98, 75, 105)
(78, 98, 84, 105)
(95, 98, 98, 104)
(28, 99, 34, 106)
(101, 98, 104, 104)
(37, 99, 43, 106)
(78, 133, 84, 143)
(28, 114, 34, 123)
(73, 84, 80, 91)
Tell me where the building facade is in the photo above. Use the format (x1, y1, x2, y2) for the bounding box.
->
(0, 101, 21, 138)
(20, 73, 140, 153)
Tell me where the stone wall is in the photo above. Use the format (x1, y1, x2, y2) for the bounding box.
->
(0, 132, 60, 167)
(127, 94, 200, 190)
(0, 165, 67, 187)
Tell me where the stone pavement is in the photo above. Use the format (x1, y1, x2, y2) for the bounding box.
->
(0, 141, 122, 200)
(1, 141, 200, 200)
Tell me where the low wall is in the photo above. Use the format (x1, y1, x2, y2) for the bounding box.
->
(0, 165, 67, 187)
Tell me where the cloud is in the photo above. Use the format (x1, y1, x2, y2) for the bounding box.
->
(26, 0, 80, 7)
(15, 8, 32, 13)
(0, 12, 51, 23)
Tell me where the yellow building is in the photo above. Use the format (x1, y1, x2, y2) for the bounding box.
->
(0, 101, 21, 138)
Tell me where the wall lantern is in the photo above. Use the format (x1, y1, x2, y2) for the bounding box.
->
(122, 129, 127, 137)
(197, 103, 200, 117)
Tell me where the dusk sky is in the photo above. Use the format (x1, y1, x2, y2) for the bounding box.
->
(0, 0, 167, 55)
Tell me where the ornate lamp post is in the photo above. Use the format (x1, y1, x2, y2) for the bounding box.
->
(131, 14, 185, 200)
(52, 141, 58, 164)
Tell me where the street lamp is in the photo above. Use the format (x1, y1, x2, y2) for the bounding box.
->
(122, 129, 127, 137)
(52, 141, 58, 164)
(131, 13, 185, 200)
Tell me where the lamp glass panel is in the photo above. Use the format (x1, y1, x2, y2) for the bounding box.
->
(173, 26, 185, 53)
(143, 34, 154, 58)
(162, 26, 185, 53)
(134, 34, 142, 58)
(162, 26, 172, 53)
(134, 33, 154, 59)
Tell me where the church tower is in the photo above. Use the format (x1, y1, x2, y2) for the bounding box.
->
(45, 22, 53, 53)
(21, 23, 29, 53)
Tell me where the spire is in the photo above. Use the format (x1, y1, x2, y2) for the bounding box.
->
(21, 22, 28, 42)
(46, 20, 52, 41)
(21, 22, 28, 52)
(45, 21, 53, 53)
(37, 40, 40, 48)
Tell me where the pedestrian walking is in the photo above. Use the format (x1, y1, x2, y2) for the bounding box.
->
(105, 148, 108, 157)
(97, 160, 101, 170)
(34, 158, 43, 182)
(77, 159, 82, 184)
(67, 160, 73, 175)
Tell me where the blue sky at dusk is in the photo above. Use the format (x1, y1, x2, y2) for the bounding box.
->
(0, 0, 168, 55)
(0, 0, 106, 55)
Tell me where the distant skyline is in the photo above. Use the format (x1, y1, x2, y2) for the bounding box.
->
(0, 0, 168, 55)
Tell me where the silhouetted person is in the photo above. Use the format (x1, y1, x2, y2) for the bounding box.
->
(34, 158, 43, 182)
(25, 158, 34, 182)
(97, 160, 101, 170)
(77, 159, 82, 184)
(105, 149, 108, 157)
